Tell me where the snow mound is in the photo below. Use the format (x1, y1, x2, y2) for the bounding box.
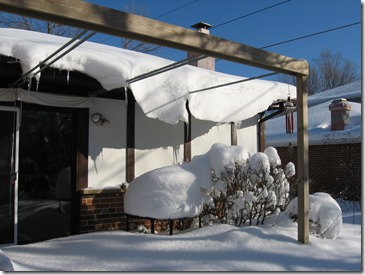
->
(124, 165, 203, 219)
(285, 192, 342, 239)
(124, 143, 250, 219)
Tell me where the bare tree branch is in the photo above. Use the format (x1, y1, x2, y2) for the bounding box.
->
(277, 49, 360, 95)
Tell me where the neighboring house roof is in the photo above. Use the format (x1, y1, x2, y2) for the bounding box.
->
(0, 28, 295, 125)
(266, 81, 362, 147)
(308, 80, 361, 107)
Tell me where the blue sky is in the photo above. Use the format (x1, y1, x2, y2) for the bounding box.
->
(86, 0, 361, 79)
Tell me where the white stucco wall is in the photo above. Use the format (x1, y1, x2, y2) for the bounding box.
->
(135, 105, 184, 177)
(236, 115, 259, 153)
(87, 99, 259, 188)
(88, 98, 127, 189)
(190, 115, 259, 156)
(191, 118, 231, 156)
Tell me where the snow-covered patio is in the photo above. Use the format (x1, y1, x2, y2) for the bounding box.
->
(0, 199, 361, 271)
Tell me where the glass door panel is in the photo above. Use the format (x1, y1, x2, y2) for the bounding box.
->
(18, 109, 74, 244)
(0, 108, 18, 245)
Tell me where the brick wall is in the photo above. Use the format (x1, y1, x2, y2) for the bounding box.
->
(79, 189, 194, 234)
(80, 189, 127, 233)
(275, 143, 361, 200)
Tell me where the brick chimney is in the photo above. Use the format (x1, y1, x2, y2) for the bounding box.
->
(187, 22, 215, 70)
(329, 98, 351, 131)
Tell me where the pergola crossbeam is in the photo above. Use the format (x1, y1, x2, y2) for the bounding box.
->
(0, 0, 308, 76)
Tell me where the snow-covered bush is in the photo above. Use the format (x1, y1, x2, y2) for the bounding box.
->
(202, 147, 295, 227)
(285, 192, 342, 239)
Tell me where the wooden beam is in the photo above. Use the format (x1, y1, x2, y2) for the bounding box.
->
(296, 75, 309, 244)
(0, 0, 309, 76)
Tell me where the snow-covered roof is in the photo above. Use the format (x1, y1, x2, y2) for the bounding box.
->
(308, 80, 361, 107)
(266, 82, 362, 146)
(0, 28, 296, 125)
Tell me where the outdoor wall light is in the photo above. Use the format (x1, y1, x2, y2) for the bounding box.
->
(91, 113, 110, 126)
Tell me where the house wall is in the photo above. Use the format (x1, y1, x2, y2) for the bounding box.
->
(191, 115, 259, 156)
(236, 115, 259, 153)
(88, 99, 259, 188)
(135, 105, 185, 176)
(191, 118, 231, 156)
(88, 98, 127, 188)
(275, 143, 361, 200)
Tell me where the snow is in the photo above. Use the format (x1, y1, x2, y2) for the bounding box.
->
(264, 146, 282, 167)
(124, 143, 249, 219)
(0, 28, 361, 272)
(266, 99, 362, 146)
(125, 143, 281, 219)
(0, 28, 296, 125)
(285, 192, 343, 239)
(266, 81, 362, 146)
(124, 165, 204, 219)
(0, 143, 360, 271)
(308, 80, 361, 107)
(0, 199, 361, 271)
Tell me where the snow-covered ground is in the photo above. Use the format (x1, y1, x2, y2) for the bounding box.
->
(0, 143, 361, 271)
(0, 199, 361, 272)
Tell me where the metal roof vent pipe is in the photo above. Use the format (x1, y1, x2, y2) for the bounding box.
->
(187, 22, 215, 71)
(329, 98, 351, 131)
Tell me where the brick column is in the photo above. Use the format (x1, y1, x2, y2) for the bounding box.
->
(329, 98, 351, 131)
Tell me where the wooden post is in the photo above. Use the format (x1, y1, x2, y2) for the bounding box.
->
(126, 90, 135, 182)
(296, 75, 309, 244)
(258, 113, 265, 152)
(184, 100, 191, 162)
(169, 220, 173, 235)
(150, 219, 155, 234)
(231, 122, 237, 146)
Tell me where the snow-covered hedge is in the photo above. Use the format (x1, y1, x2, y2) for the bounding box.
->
(124, 143, 295, 227)
(202, 147, 295, 226)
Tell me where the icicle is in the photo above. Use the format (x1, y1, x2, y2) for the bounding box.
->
(35, 78, 39, 92)
(27, 77, 32, 90)
(66, 70, 70, 86)
(124, 87, 128, 106)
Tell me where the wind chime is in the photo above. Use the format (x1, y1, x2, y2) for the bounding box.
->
(284, 95, 295, 134)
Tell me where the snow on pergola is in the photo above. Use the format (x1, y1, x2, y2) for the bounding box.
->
(0, 28, 296, 125)
(0, 0, 310, 245)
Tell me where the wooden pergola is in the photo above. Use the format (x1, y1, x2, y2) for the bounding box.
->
(0, 0, 310, 244)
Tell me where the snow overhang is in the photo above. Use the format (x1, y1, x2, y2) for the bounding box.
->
(0, 28, 296, 124)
